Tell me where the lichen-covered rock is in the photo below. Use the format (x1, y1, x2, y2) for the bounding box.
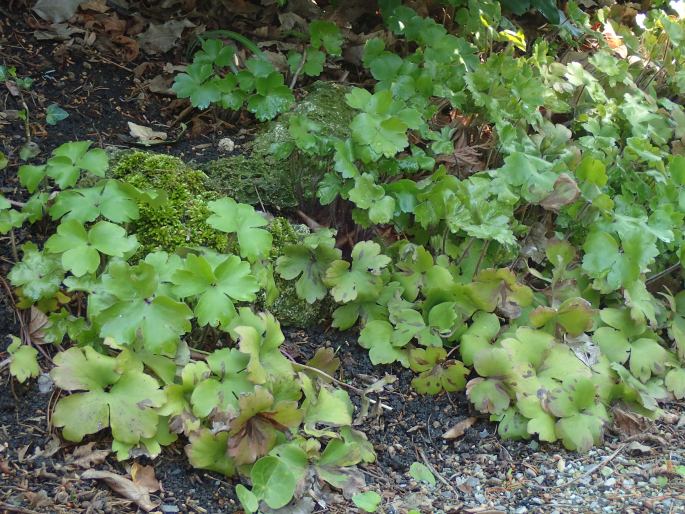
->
(202, 81, 355, 211)
(112, 152, 227, 256)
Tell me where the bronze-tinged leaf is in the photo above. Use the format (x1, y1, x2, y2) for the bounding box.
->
(539, 173, 580, 212)
(304, 347, 341, 380)
(442, 417, 477, 439)
(228, 416, 278, 466)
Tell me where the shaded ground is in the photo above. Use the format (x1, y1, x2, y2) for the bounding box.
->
(3, 318, 685, 513)
(2, 4, 685, 514)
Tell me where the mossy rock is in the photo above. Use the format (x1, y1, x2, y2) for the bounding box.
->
(112, 152, 228, 256)
(202, 81, 355, 211)
(263, 217, 331, 328)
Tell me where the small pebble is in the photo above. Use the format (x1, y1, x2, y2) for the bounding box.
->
(217, 137, 235, 153)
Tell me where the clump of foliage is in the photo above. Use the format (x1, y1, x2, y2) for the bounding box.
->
(3, 142, 375, 513)
(272, 0, 685, 452)
(172, 20, 342, 120)
(5, 1, 685, 512)
(264, 217, 330, 327)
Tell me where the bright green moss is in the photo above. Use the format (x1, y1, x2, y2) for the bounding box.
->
(113, 153, 328, 327)
(112, 152, 228, 256)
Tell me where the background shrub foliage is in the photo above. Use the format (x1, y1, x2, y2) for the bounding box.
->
(3, 0, 685, 511)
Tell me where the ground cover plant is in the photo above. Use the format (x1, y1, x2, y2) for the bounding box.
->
(2, 0, 685, 512)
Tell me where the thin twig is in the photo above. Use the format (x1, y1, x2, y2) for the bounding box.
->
(289, 47, 307, 89)
(0, 502, 43, 514)
(418, 448, 461, 500)
(646, 263, 682, 286)
(21, 101, 31, 143)
(473, 240, 490, 276)
(529, 443, 626, 490)
(296, 209, 323, 231)
(284, 353, 393, 411)
(9, 230, 18, 262)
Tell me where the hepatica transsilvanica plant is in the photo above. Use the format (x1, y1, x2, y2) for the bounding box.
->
(3, 1, 685, 511)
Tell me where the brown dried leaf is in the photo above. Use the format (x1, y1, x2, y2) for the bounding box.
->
(80, 0, 110, 13)
(68, 442, 110, 468)
(603, 22, 628, 58)
(442, 417, 477, 439)
(137, 19, 195, 54)
(131, 463, 160, 493)
(147, 74, 174, 95)
(29, 307, 49, 345)
(112, 35, 140, 62)
(102, 15, 127, 35)
(611, 405, 649, 437)
(24, 490, 51, 509)
(81, 469, 157, 511)
(128, 122, 167, 145)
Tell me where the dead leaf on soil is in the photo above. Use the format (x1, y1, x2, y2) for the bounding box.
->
(147, 74, 175, 95)
(626, 441, 653, 455)
(24, 490, 52, 509)
(131, 463, 160, 493)
(137, 19, 195, 54)
(102, 15, 127, 35)
(612, 405, 649, 437)
(68, 442, 111, 468)
(278, 12, 308, 32)
(0, 459, 11, 474)
(43, 435, 62, 458)
(33, 23, 86, 41)
(80, 0, 110, 12)
(81, 469, 158, 512)
(442, 417, 477, 439)
(128, 122, 167, 145)
(29, 307, 49, 345)
(111, 35, 140, 61)
(33, 0, 83, 23)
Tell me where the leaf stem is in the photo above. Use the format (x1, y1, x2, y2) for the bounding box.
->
(289, 47, 307, 89)
(283, 352, 393, 411)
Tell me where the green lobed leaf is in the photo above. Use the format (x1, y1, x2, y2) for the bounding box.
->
(7, 337, 40, 383)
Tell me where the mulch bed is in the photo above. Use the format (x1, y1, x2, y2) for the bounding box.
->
(2, 3, 685, 514)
